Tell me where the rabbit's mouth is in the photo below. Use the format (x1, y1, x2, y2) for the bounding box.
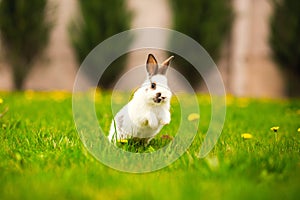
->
(153, 96, 166, 104)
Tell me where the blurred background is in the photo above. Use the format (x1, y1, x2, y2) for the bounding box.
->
(0, 0, 299, 97)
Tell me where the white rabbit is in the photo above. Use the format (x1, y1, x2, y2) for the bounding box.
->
(108, 54, 174, 143)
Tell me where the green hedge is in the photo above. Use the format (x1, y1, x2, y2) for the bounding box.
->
(0, 0, 53, 90)
(70, 0, 132, 88)
(169, 0, 232, 88)
(270, 0, 300, 96)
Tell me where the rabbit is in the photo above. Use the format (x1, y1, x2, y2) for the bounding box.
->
(108, 54, 174, 143)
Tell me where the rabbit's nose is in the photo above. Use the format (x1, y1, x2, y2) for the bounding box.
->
(156, 92, 161, 97)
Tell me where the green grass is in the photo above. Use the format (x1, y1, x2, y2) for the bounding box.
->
(0, 91, 300, 200)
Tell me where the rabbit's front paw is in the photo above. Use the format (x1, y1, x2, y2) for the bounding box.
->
(160, 118, 170, 125)
(160, 113, 171, 125)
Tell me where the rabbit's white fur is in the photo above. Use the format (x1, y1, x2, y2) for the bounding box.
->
(108, 54, 173, 143)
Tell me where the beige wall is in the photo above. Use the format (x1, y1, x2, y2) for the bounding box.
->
(229, 0, 284, 97)
(24, 0, 79, 91)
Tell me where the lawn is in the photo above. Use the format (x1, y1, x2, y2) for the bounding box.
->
(0, 91, 300, 200)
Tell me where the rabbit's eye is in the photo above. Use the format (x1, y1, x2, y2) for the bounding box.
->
(151, 82, 156, 89)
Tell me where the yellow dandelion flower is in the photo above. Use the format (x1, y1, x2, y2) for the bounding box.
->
(237, 98, 249, 108)
(225, 94, 234, 106)
(270, 126, 279, 132)
(0, 98, 3, 104)
(51, 91, 69, 102)
(241, 133, 253, 139)
(117, 139, 128, 144)
(188, 113, 200, 121)
(24, 90, 35, 100)
(297, 128, 300, 132)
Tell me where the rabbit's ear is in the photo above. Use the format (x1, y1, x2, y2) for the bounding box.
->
(146, 54, 158, 77)
(158, 56, 174, 75)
